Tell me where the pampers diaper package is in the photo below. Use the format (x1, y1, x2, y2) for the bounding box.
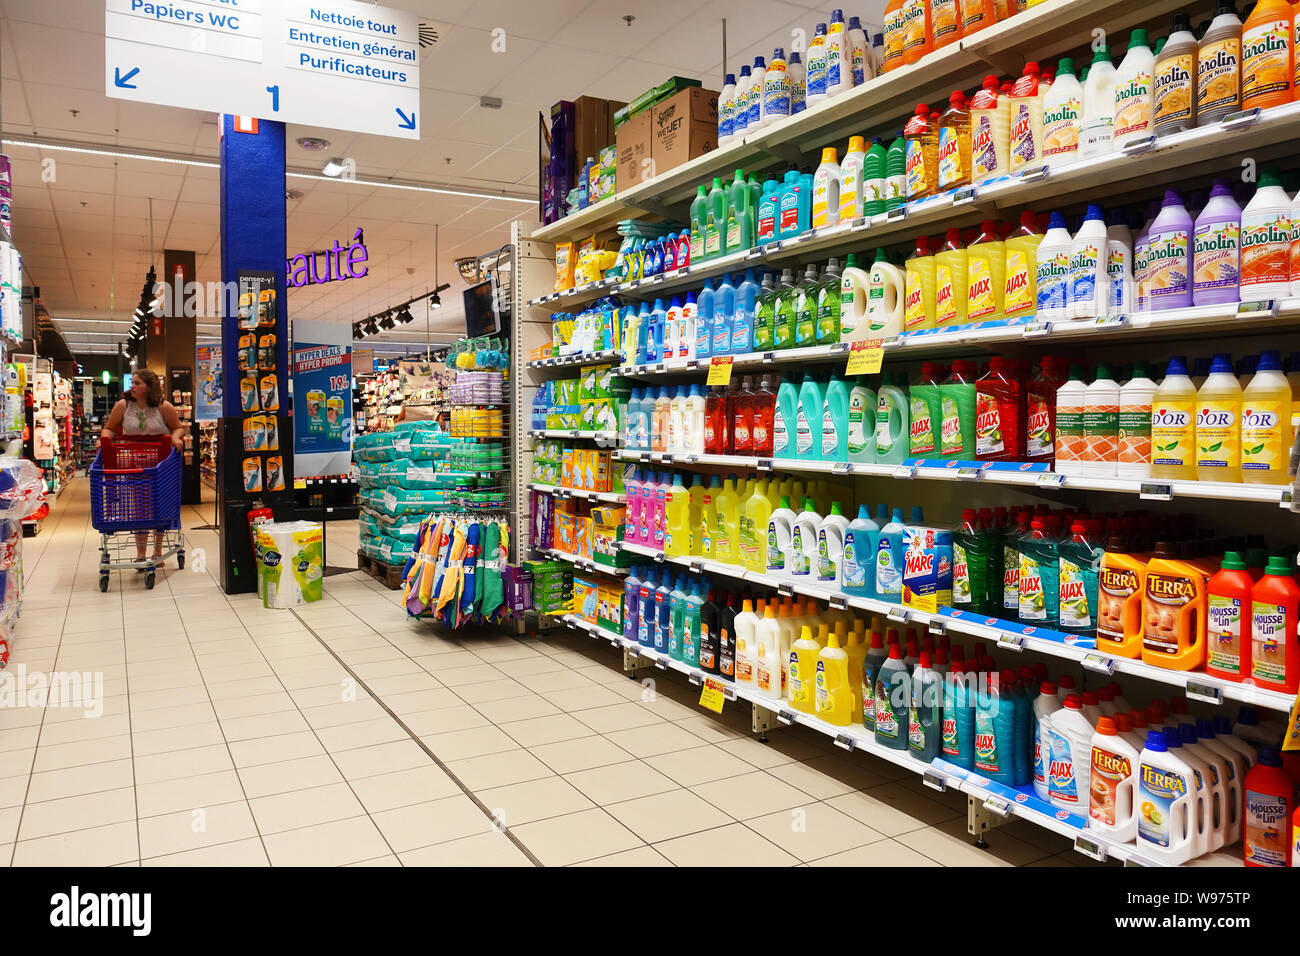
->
(257, 520, 324, 608)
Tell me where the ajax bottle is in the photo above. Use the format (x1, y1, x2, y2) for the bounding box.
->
(1113, 29, 1155, 150)
(1089, 715, 1141, 841)
(1080, 46, 1117, 157)
(1025, 354, 1066, 465)
(1251, 556, 1300, 693)
(909, 362, 944, 459)
(966, 220, 1005, 324)
(1140, 541, 1206, 670)
(873, 642, 910, 749)
(1003, 211, 1041, 321)
(1153, 14, 1198, 136)
(975, 670, 1018, 785)
(1240, 167, 1293, 302)
(904, 236, 937, 333)
(1042, 56, 1082, 167)
(1137, 730, 1197, 864)
(1195, 353, 1242, 483)
(903, 104, 938, 201)
(1018, 519, 1059, 626)
(1058, 521, 1102, 636)
(934, 229, 969, 328)
(1198, 2, 1243, 125)
(1048, 693, 1096, 812)
(1240, 0, 1295, 110)
(974, 356, 1023, 461)
(970, 75, 1011, 184)
(936, 90, 971, 191)
(939, 359, 978, 460)
(1150, 356, 1197, 480)
(1033, 680, 1063, 800)
(1009, 62, 1044, 172)
(952, 509, 992, 615)
(942, 661, 977, 768)
(815, 629, 853, 726)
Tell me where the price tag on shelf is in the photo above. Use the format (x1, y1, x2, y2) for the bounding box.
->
(699, 676, 727, 714)
(997, 633, 1025, 651)
(1036, 472, 1066, 488)
(1221, 106, 1261, 130)
(922, 770, 947, 793)
(756, 459, 773, 472)
(886, 607, 909, 624)
(707, 355, 734, 386)
(952, 185, 978, 206)
(927, 619, 947, 636)
(1139, 482, 1173, 502)
(1185, 679, 1224, 705)
(1022, 320, 1052, 338)
(776, 710, 797, 726)
(1074, 834, 1108, 862)
(777, 582, 795, 597)
(886, 205, 908, 223)
(654, 659, 667, 670)
(1122, 134, 1156, 155)
(828, 594, 848, 610)
(833, 733, 855, 752)
(983, 795, 1013, 817)
(1082, 653, 1116, 675)
(845, 339, 885, 375)
(1238, 299, 1278, 319)
(832, 462, 853, 475)
(293, 478, 307, 490)
(893, 464, 917, 479)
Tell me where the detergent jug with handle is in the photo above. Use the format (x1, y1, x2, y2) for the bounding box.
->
(1140, 541, 1206, 670)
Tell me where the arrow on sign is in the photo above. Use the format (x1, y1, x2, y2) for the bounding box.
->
(395, 107, 416, 130)
(114, 66, 140, 89)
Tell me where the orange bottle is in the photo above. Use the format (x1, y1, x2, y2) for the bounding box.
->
(882, 0, 907, 73)
(1206, 551, 1255, 682)
(1099, 534, 1147, 659)
(930, 0, 961, 49)
(1139, 541, 1207, 671)
(1250, 556, 1300, 693)
(961, 0, 997, 36)
(900, 0, 933, 65)
(1241, 0, 1294, 109)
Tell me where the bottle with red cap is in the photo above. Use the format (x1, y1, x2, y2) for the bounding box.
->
(1047, 692, 1096, 812)
(1243, 746, 1295, 866)
(1088, 714, 1140, 841)
(861, 629, 888, 733)
(873, 641, 910, 750)
(975, 356, 1025, 461)
(941, 656, 976, 768)
(974, 668, 1017, 784)
(1114, 712, 1146, 752)
(1033, 680, 1062, 800)
(1025, 355, 1068, 465)
(1058, 520, 1103, 637)
(1080, 690, 1102, 725)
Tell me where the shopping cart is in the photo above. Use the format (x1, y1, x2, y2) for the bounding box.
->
(89, 437, 185, 591)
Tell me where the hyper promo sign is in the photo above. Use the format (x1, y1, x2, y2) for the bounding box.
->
(105, 0, 422, 140)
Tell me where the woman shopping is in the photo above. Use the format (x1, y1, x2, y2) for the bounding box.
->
(100, 369, 187, 566)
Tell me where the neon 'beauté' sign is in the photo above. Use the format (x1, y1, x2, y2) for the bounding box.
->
(286, 228, 367, 288)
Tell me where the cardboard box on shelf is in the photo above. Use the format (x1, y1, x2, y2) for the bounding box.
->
(615, 108, 653, 193)
(653, 87, 718, 176)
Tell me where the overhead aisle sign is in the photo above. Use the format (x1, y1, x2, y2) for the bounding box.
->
(105, 0, 421, 139)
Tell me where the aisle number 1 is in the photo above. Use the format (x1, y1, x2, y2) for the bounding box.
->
(845, 339, 884, 375)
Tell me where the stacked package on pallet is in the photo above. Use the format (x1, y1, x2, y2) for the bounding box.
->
(354, 421, 453, 567)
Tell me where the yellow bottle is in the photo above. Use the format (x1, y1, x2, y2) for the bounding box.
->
(664, 475, 691, 557)
(934, 228, 969, 328)
(1195, 353, 1242, 483)
(1287, 352, 1300, 447)
(713, 477, 740, 564)
(700, 478, 719, 557)
(1240, 350, 1291, 484)
(815, 629, 853, 726)
(904, 236, 938, 332)
(1002, 211, 1042, 321)
(742, 478, 775, 571)
(966, 220, 1006, 323)
(687, 477, 707, 555)
(843, 627, 867, 724)
(788, 625, 822, 713)
(815, 622, 831, 650)
(1150, 357, 1198, 480)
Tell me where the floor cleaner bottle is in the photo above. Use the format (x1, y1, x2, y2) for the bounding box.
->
(1146, 189, 1194, 311)
(904, 236, 937, 333)
(936, 90, 971, 191)
(874, 642, 910, 748)
(908, 651, 942, 761)
(805, 22, 829, 109)
(1240, 167, 1293, 302)
(1208, 553, 1255, 683)
(1047, 693, 1096, 812)
(1009, 61, 1044, 172)
(788, 50, 806, 115)
(909, 362, 944, 460)
(1079, 46, 1117, 157)
(1197, 718, 1245, 844)
(822, 374, 849, 461)
(1088, 715, 1141, 840)
(1035, 212, 1072, 322)
(942, 662, 976, 768)
(790, 497, 823, 585)
(788, 624, 822, 713)
(939, 359, 978, 461)
(1240, 350, 1290, 484)
(816, 502, 850, 589)
(843, 505, 880, 599)
(1240, 0, 1295, 110)
(952, 509, 991, 616)
(970, 75, 1010, 184)
(733, 599, 759, 690)
(1032, 680, 1063, 800)
(862, 248, 905, 337)
(1154, 14, 1198, 136)
(1150, 356, 1198, 480)
(934, 229, 968, 328)
(1198, 2, 1243, 126)
(1113, 29, 1155, 150)
(754, 604, 783, 700)
(861, 630, 887, 731)
(847, 376, 878, 464)
(817, 259, 844, 345)
(1068, 204, 1108, 319)
(904, 104, 937, 201)
(1043, 56, 1082, 167)
(838, 136, 866, 223)
(875, 506, 907, 604)
(966, 220, 1006, 324)
(875, 372, 910, 464)
(1140, 541, 1207, 670)
(815, 628, 853, 725)
(1250, 556, 1300, 693)
(1179, 722, 1229, 853)
(813, 148, 842, 228)
(763, 47, 791, 127)
(794, 264, 822, 348)
(1082, 363, 1120, 476)
(1196, 353, 1242, 483)
(1135, 730, 1198, 864)
(795, 374, 824, 461)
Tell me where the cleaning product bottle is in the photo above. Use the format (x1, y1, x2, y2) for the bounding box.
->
(883, 131, 908, 212)
(1117, 361, 1156, 478)
(1001, 511, 1030, 616)
(806, 22, 830, 108)
(908, 362, 943, 459)
(789, 50, 806, 115)
(966, 220, 1006, 324)
(847, 376, 878, 464)
(939, 359, 978, 460)
(969, 75, 1010, 184)
(875, 372, 910, 464)
(791, 497, 823, 584)
(1098, 535, 1147, 657)
(1068, 204, 1109, 319)
(903, 104, 937, 201)
(972, 670, 1015, 785)
(711, 477, 739, 565)
(773, 373, 799, 459)
(1009, 61, 1044, 172)
(688, 185, 709, 263)
(1146, 189, 1194, 311)
(1240, 0, 1295, 110)
(1197, 718, 1246, 844)
(704, 177, 728, 259)
(941, 662, 976, 769)
(815, 628, 853, 725)
(1196, 353, 1243, 483)
(816, 502, 850, 589)
(793, 264, 821, 348)
(1080, 46, 1118, 157)
(1240, 167, 1293, 301)
(732, 268, 759, 354)
(718, 593, 738, 681)
(1047, 693, 1096, 811)
(1081, 363, 1120, 476)
(908, 651, 942, 761)
(752, 273, 778, 353)
(904, 236, 937, 333)
(1251, 556, 1300, 693)
(813, 148, 842, 228)
(1113, 29, 1156, 150)
(838, 136, 867, 223)
(1003, 211, 1041, 321)
(1032, 680, 1063, 799)
(1151, 356, 1198, 480)
(936, 90, 971, 191)
(763, 47, 792, 126)
(733, 64, 753, 140)
(974, 356, 1023, 461)
(765, 495, 797, 578)
(1058, 521, 1103, 637)
(1135, 730, 1197, 864)
(1089, 715, 1141, 840)
(1243, 746, 1294, 865)
(733, 599, 759, 690)
(771, 267, 798, 351)
(1169, 731, 1213, 856)
(1025, 355, 1064, 465)
(1207, 551, 1254, 681)
(900, 0, 931, 65)
(816, 258, 844, 345)
(855, 138, 887, 220)
(825, 9, 851, 98)
(1240, 350, 1290, 483)
(1198, 2, 1244, 125)
(1043, 56, 1082, 166)
(1180, 722, 1230, 854)
(847, 15, 871, 86)
(1018, 519, 1059, 626)
(952, 509, 991, 615)
(843, 505, 880, 599)
(1035, 212, 1073, 322)
(934, 229, 969, 329)
(795, 374, 824, 461)
(754, 604, 783, 700)
(874, 642, 910, 748)
(822, 374, 849, 461)
(1140, 541, 1207, 670)
(664, 474, 690, 557)
(655, 572, 674, 653)
(863, 248, 905, 336)
(1104, 206, 1135, 314)
(1154, 14, 1198, 136)
(713, 273, 736, 356)
(861, 630, 887, 731)
(788, 624, 821, 713)
(1193, 181, 1242, 306)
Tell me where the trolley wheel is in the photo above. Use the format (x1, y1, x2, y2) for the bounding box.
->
(177, 552, 185, 570)
(145, 572, 156, 590)
(98, 575, 109, 593)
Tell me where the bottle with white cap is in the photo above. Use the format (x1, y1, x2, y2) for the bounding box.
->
(1167, 727, 1213, 857)
(1195, 717, 1245, 844)
(1177, 722, 1228, 853)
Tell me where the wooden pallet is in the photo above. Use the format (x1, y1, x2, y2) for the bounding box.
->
(356, 549, 406, 590)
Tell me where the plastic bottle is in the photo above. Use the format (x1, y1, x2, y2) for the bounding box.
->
(966, 220, 1006, 324)
(875, 506, 907, 602)
(862, 631, 888, 732)
(680, 581, 703, 668)
(1032, 680, 1063, 800)
(1113, 29, 1155, 149)
(1034, 211, 1072, 322)
(790, 497, 823, 585)
(1240, 0, 1295, 110)
(704, 177, 728, 260)
(769, 267, 797, 351)
(792, 374, 822, 461)
(836, 137, 867, 224)
(1145, 189, 1194, 311)
(788, 624, 821, 713)
(1068, 204, 1108, 318)
(1251, 556, 1300, 693)
(1044, 693, 1094, 811)
(1002, 211, 1041, 322)
(763, 47, 791, 127)
(1017, 519, 1059, 626)
(902, 104, 937, 202)
(1134, 730, 1197, 863)
(814, 628, 853, 726)
(1241, 167, 1293, 301)
(1079, 46, 1118, 157)
(788, 49, 806, 116)
(1101, 206, 1134, 314)
(1239, 350, 1289, 483)
(1182, 722, 1231, 853)
(972, 670, 1015, 785)
(1190, 181, 1243, 306)
(1042, 56, 1082, 166)
(969, 76, 1010, 185)
(766, 495, 797, 578)
(718, 74, 737, 147)
(1024, 355, 1064, 466)
(974, 356, 1023, 461)
(843, 505, 880, 599)
(875, 372, 910, 464)
(904, 236, 937, 333)
(899, 0, 931, 65)
(792, 264, 820, 348)
(727, 171, 756, 255)
(732, 599, 759, 690)
(816, 502, 850, 589)
(805, 22, 829, 109)
(1058, 521, 1102, 636)
(1081, 363, 1120, 476)
(751, 604, 782, 700)
(1241, 745, 1294, 865)
(847, 15, 870, 87)
(884, 131, 908, 211)
(1008, 61, 1044, 172)
(1001, 511, 1030, 616)
(1196, 353, 1243, 482)
(812, 149, 841, 229)
(933, 229, 968, 329)
(952, 509, 991, 616)
(1140, 541, 1207, 670)
(846, 377, 878, 465)
(933, 90, 971, 191)
(824, 9, 851, 99)
(1199, 3, 1244, 125)
(873, 642, 910, 748)
(1115, 361, 1156, 478)
(938, 359, 978, 460)
(1150, 356, 1198, 480)
(864, 248, 905, 336)
(1089, 715, 1141, 840)
(655, 572, 674, 654)
(772, 374, 798, 459)
(822, 375, 849, 462)
(860, 138, 888, 217)
(906, 651, 941, 762)
(816, 258, 844, 345)
(1154, 14, 1198, 136)
(941, 662, 976, 769)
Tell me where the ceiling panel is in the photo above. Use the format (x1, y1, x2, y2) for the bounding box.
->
(422, 26, 543, 99)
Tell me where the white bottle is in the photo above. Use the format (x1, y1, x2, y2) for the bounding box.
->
(824, 9, 851, 98)
(1240, 168, 1293, 302)
(1109, 682, 1131, 713)
(1112, 29, 1155, 150)
(1047, 694, 1096, 814)
(815, 504, 851, 590)
(1105, 210, 1134, 314)
(733, 64, 752, 138)
(680, 295, 697, 361)
(1168, 733, 1213, 858)
(1042, 56, 1083, 168)
(663, 299, 682, 361)
(788, 51, 807, 116)
(838, 136, 867, 222)
(847, 16, 870, 87)
(754, 605, 784, 700)
(813, 147, 842, 228)
(790, 498, 823, 583)
(862, 252, 905, 337)
(733, 599, 759, 690)
(763, 47, 792, 127)
(805, 23, 829, 110)
(1135, 730, 1197, 864)
(750, 56, 768, 129)
(668, 387, 687, 455)
(1033, 680, 1063, 801)
(870, 33, 885, 77)
(1196, 721, 1246, 845)
(1068, 204, 1108, 319)
(1079, 47, 1117, 157)
(1035, 211, 1074, 323)
(684, 385, 706, 455)
(1088, 716, 1141, 843)
(1117, 362, 1157, 479)
(1054, 370, 1087, 475)
(718, 73, 738, 147)
(1081, 692, 1103, 727)
(766, 495, 798, 578)
(1082, 365, 1120, 476)
(1176, 724, 1228, 854)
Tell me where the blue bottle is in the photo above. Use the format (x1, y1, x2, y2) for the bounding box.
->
(623, 565, 642, 644)
(634, 301, 652, 364)
(910, 505, 924, 524)
(682, 581, 703, 667)
(732, 269, 760, 354)
(942, 665, 976, 769)
(669, 574, 687, 659)
(777, 171, 801, 241)
(875, 507, 906, 603)
(1010, 674, 1030, 786)
(842, 505, 880, 599)
(655, 572, 672, 653)
(646, 298, 666, 363)
(713, 274, 736, 356)
(638, 568, 657, 648)
(974, 669, 1017, 785)
(577, 157, 593, 209)
(757, 180, 781, 245)
(797, 173, 814, 231)
(696, 279, 715, 359)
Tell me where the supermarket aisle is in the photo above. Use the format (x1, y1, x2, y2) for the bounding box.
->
(0, 479, 1099, 867)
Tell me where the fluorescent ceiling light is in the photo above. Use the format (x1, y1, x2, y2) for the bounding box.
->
(2, 138, 219, 169)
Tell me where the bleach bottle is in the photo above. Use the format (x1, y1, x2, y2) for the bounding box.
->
(1047, 693, 1095, 813)
(1032, 680, 1063, 800)
(875, 507, 907, 603)
(1138, 730, 1197, 864)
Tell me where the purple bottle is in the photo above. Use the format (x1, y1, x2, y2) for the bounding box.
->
(1192, 180, 1242, 306)
(1145, 190, 1193, 311)
(1133, 199, 1159, 313)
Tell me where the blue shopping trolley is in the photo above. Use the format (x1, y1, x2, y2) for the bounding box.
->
(90, 437, 186, 591)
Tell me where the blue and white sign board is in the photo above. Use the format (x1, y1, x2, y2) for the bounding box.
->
(291, 319, 353, 477)
(105, 0, 422, 140)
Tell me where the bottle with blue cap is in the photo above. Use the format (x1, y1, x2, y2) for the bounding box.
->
(762, 48, 791, 125)
(1136, 728, 1199, 863)
(1151, 355, 1197, 480)
(749, 57, 768, 129)
(718, 73, 738, 146)
(1035, 211, 1073, 321)
(1179, 722, 1229, 853)
(1068, 203, 1108, 318)
(1240, 349, 1291, 484)
(1195, 352, 1242, 483)
(733, 65, 752, 139)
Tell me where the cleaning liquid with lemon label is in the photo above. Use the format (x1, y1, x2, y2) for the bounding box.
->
(1150, 356, 1197, 480)
(1240, 349, 1291, 483)
(1195, 354, 1242, 482)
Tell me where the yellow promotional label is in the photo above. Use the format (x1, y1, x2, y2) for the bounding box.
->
(1151, 400, 1195, 467)
(1241, 400, 1287, 476)
(967, 256, 996, 319)
(1199, 37, 1241, 113)
(846, 339, 885, 375)
(707, 355, 734, 386)
(1242, 20, 1293, 104)
(699, 677, 727, 714)
(1153, 54, 1196, 126)
(1004, 249, 1035, 316)
(1195, 399, 1241, 471)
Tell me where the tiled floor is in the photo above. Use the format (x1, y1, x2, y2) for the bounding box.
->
(0, 478, 1101, 867)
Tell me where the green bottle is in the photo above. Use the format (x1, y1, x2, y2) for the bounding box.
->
(773, 268, 798, 350)
(952, 509, 991, 616)
(863, 137, 888, 216)
(752, 272, 777, 351)
(704, 177, 726, 259)
(726, 169, 753, 253)
(885, 132, 907, 211)
(748, 175, 762, 232)
(689, 185, 707, 263)
(816, 257, 844, 345)
(794, 263, 821, 347)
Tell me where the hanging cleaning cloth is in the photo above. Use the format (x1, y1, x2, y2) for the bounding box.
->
(478, 520, 504, 620)
(459, 520, 481, 624)
(434, 521, 467, 618)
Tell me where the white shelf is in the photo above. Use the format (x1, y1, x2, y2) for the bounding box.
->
(529, 429, 619, 443)
(535, 545, 628, 576)
(526, 349, 623, 370)
(615, 539, 1297, 714)
(527, 482, 626, 504)
(556, 611, 1184, 867)
(614, 449, 1290, 506)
